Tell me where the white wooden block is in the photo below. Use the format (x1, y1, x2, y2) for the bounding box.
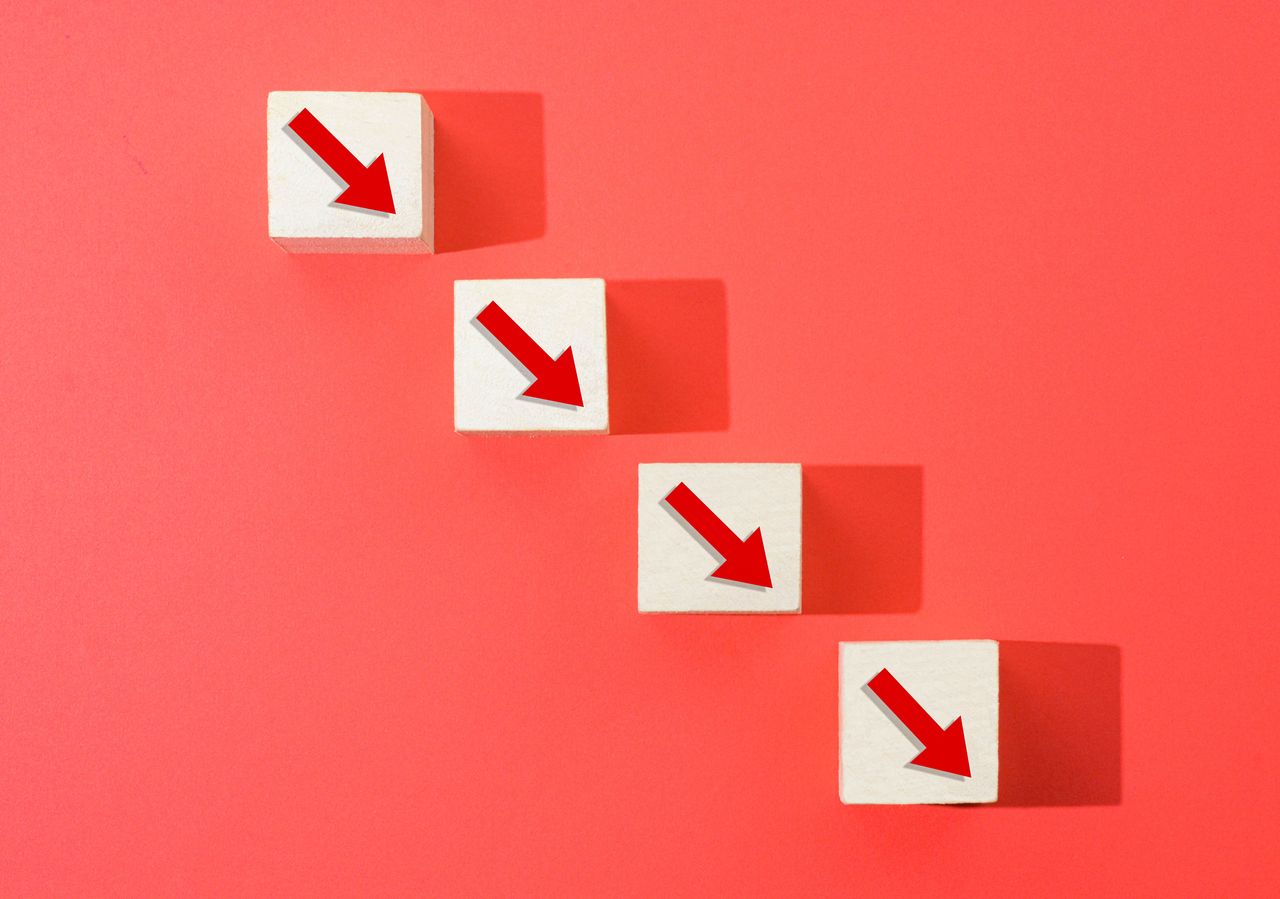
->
(839, 640, 999, 805)
(268, 91, 433, 253)
(454, 279, 608, 433)
(638, 463, 801, 613)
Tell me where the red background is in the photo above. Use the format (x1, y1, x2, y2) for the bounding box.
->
(4, 2, 1279, 895)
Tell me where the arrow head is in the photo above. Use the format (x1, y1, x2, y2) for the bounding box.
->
(334, 154, 396, 214)
(710, 527, 772, 588)
(909, 717, 971, 777)
(521, 346, 584, 407)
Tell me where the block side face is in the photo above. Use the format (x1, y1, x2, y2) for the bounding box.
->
(272, 236, 431, 255)
(454, 279, 608, 433)
(420, 96, 434, 252)
(268, 91, 425, 243)
(839, 646, 852, 804)
(638, 463, 801, 613)
(991, 640, 1000, 800)
(839, 640, 998, 804)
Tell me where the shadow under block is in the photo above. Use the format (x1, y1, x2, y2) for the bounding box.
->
(638, 463, 801, 613)
(268, 91, 433, 253)
(839, 640, 999, 805)
(454, 279, 609, 434)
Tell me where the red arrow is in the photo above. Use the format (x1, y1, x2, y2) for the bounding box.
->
(474, 302, 583, 407)
(286, 108, 396, 214)
(866, 668, 971, 777)
(663, 482, 772, 588)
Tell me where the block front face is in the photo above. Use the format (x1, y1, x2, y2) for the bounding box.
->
(267, 91, 432, 252)
(839, 640, 999, 805)
(638, 463, 801, 613)
(454, 279, 608, 433)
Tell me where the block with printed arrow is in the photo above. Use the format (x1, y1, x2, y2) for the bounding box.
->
(268, 91, 433, 253)
(454, 279, 608, 433)
(638, 463, 801, 613)
(839, 640, 999, 805)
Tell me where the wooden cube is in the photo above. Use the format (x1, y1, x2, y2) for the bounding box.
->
(268, 91, 433, 253)
(454, 279, 608, 433)
(839, 640, 999, 804)
(638, 463, 801, 613)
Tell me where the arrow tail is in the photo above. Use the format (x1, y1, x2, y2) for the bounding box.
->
(663, 482, 741, 558)
(866, 668, 943, 745)
(286, 108, 364, 183)
(475, 302, 555, 375)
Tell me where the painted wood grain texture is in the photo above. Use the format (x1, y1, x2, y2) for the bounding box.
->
(840, 640, 999, 804)
(268, 91, 433, 253)
(638, 463, 801, 613)
(455, 279, 608, 433)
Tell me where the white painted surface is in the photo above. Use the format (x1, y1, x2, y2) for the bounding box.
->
(839, 640, 999, 804)
(454, 279, 609, 433)
(267, 91, 432, 253)
(638, 463, 801, 613)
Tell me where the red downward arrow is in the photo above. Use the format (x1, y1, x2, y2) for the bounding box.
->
(663, 482, 772, 588)
(474, 302, 584, 407)
(286, 108, 396, 214)
(866, 668, 971, 777)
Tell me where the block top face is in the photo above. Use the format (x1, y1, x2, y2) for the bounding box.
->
(454, 279, 609, 433)
(268, 91, 427, 241)
(638, 463, 801, 613)
(839, 640, 999, 805)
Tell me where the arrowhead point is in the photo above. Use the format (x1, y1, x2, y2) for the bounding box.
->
(335, 154, 396, 214)
(521, 347, 584, 407)
(711, 528, 772, 588)
(910, 718, 971, 777)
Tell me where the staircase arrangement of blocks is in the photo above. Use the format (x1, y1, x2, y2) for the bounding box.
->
(267, 89, 1015, 806)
